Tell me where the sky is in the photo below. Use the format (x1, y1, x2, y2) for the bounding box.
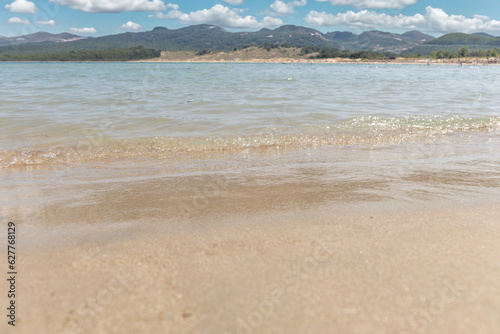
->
(1, 0, 500, 37)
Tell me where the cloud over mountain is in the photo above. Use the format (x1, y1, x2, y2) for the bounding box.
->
(152, 4, 283, 29)
(315, 0, 417, 9)
(306, 6, 500, 34)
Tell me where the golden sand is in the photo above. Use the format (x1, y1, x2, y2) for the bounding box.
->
(3, 157, 500, 334)
(131, 48, 500, 65)
(7, 200, 499, 334)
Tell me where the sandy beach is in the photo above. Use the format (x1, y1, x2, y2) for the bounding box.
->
(3, 147, 500, 334)
(130, 48, 500, 65)
(2, 0, 500, 331)
(1, 61, 499, 334)
(7, 197, 500, 334)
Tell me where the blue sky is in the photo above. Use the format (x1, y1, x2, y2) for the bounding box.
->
(1, 0, 500, 37)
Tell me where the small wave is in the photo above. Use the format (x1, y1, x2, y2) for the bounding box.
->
(1, 116, 499, 168)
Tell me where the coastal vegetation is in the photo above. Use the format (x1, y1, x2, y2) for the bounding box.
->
(192, 44, 397, 60)
(428, 46, 499, 59)
(239, 44, 499, 60)
(0, 46, 160, 61)
(207, 43, 397, 59)
(299, 45, 396, 59)
(1, 43, 498, 62)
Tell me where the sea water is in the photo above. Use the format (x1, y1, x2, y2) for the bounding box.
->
(1, 62, 499, 225)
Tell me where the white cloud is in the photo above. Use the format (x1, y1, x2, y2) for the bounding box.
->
(150, 11, 182, 19)
(305, 9, 424, 28)
(305, 6, 500, 34)
(120, 21, 143, 30)
(474, 14, 490, 21)
(69, 27, 97, 34)
(270, 0, 307, 15)
(149, 3, 182, 18)
(36, 20, 56, 26)
(315, 0, 417, 9)
(260, 16, 285, 27)
(152, 4, 283, 29)
(221, 0, 245, 5)
(179, 5, 283, 28)
(7, 17, 31, 25)
(4, 0, 38, 14)
(165, 3, 178, 9)
(50, 0, 167, 13)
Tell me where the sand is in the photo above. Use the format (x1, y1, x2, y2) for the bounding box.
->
(2, 142, 500, 333)
(131, 48, 500, 65)
(3, 184, 499, 334)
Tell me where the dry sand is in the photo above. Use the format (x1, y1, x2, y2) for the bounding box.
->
(132, 47, 500, 65)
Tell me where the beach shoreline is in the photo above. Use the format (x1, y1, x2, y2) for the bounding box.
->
(132, 57, 500, 65)
(3, 139, 499, 333)
(2, 61, 499, 334)
(129, 49, 500, 65)
(2, 50, 498, 65)
(3, 59, 497, 65)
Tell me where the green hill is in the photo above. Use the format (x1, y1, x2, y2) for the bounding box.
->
(425, 32, 500, 46)
(402, 32, 500, 55)
(6, 26, 498, 58)
(472, 32, 495, 38)
(0, 25, 339, 56)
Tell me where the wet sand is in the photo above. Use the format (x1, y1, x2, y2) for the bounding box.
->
(2, 146, 500, 333)
(7, 199, 500, 334)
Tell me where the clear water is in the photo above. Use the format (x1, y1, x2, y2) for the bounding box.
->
(1, 62, 499, 162)
(1, 62, 499, 224)
(2, 63, 499, 334)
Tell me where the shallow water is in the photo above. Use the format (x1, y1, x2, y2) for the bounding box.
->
(1, 62, 499, 224)
(2, 62, 500, 334)
(1, 62, 499, 151)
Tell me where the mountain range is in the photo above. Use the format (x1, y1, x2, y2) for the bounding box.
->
(324, 30, 434, 52)
(401, 32, 500, 55)
(0, 32, 86, 45)
(0, 25, 499, 56)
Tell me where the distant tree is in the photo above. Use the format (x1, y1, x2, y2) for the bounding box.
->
(455, 46, 470, 58)
(195, 49, 210, 56)
(470, 49, 486, 57)
(436, 50, 452, 59)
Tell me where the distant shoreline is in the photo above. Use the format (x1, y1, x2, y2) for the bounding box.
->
(127, 49, 499, 65)
(2, 46, 499, 65)
(2, 58, 498, 66)
(2, 59, 498, 65)
(131, 58, 499, 65)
